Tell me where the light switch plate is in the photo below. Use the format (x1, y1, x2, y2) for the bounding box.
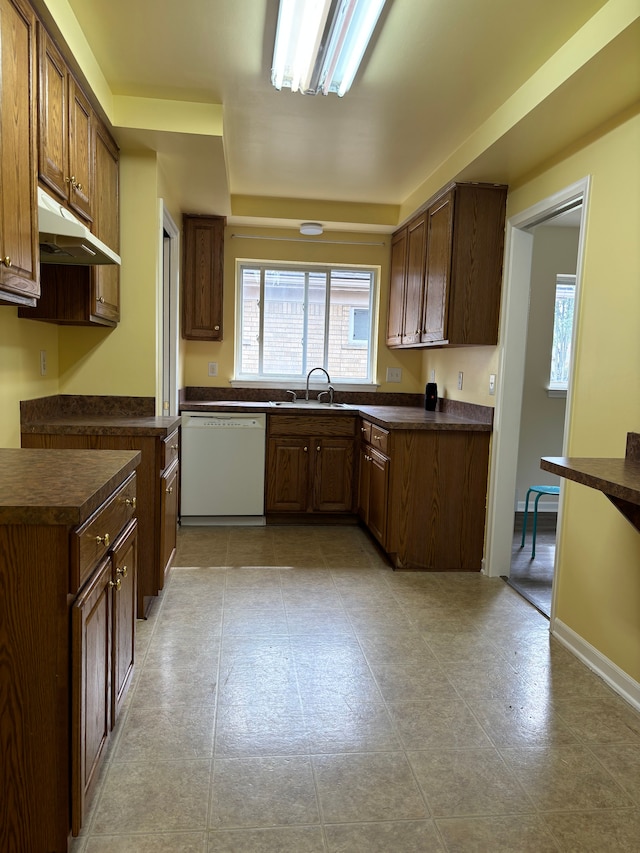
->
(457, 371, 463, 390)
(208, 361, 218, 377)
(386, 367, 402, 383)
(489, 373, 496, 395)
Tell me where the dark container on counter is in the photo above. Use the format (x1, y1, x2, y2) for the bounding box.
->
(425, 382, 438, 411)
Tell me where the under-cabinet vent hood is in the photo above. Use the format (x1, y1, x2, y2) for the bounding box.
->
(38, 187, 121, 266)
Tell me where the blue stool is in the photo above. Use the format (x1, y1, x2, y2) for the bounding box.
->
(520, 485, 560, 558)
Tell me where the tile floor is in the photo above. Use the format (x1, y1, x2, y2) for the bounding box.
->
(508, 512, 557, 617)
(71, 524, 640, 852)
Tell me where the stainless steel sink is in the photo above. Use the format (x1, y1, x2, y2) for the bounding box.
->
(270, 400, 351, 409)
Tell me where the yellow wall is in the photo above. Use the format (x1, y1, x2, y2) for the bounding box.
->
(0, 309, 59, 446)
(181, 225, 424, 392)
(506, 111, 640, 681)
(57, 151, 160, 398)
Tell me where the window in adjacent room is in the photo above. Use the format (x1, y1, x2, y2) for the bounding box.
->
(548, 274, 576, 392)
(236, 263, 376, 383)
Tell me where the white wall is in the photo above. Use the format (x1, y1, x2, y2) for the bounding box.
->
(515, 224, 580, 506)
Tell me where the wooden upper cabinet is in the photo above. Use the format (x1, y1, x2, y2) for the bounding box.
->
(0, 0, 39, 306)
(182, 214, 225, 340)
(386, 226, 407, 346)
(38, 25, 93, 223)
(92, 119, 120, 323)
(421, 191, 453, 343)
(387, 182, 507, 349)
(403, 211, 427, 345)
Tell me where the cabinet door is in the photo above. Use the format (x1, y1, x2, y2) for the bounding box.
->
(37, 24, 68, 201)
(367, 448, 389, 546)
(386, 227, 407, 346)
(402, 212, 426, 345)
(421, 191, 454, 343)
(71, 556, 112, 836)
(182, 214, 225, 340)
(159, 459, 179, 589)
(67, 75, 92, 222)
(313, 437, 354, 512)
(266, 437, 309, 512)
(92, 119, 120, 322)
(357, 444, 370, 521)
(0, 0, 39, 306)
(111, 519, 137, 725)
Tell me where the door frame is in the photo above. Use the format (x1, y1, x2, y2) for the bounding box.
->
(157, 200, 180, 416)
(484, 177, 590, 622)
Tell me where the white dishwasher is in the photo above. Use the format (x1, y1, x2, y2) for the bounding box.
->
(180, 412, 266, 524)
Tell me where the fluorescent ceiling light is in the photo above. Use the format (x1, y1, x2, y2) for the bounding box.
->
(300, 222, 323, 235)
(272, 0, 386, 97)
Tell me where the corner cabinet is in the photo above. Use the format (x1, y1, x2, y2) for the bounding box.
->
(0, 0, 40, 307)
(386, 182, 507, 349)
(267, 414, 356, 517)
(182, 213, 225, 340)
(0, 448, 139, 850)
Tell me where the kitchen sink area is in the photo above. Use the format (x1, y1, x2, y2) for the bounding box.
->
(270, 400, 352, 409)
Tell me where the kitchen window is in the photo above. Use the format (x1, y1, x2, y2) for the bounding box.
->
(235, 263, 376, 383)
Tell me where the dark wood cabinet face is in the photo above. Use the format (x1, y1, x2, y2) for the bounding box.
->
(182, 214, 225, 341)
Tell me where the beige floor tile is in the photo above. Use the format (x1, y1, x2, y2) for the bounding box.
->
(500, 744, 635, 811)
(407, 747, 534, 817)
(436, 814, 559, 851)
(312, 752, 428, 822)
(85, 833, 207, 852)
(210, 756, 320, 828)
(324, 819, 446, 852)
(91, 760, 211, 834)
(589, 742, 640, 804)
(207, 826, 326, 852)
(304, 698, 402, 753)
(370, 660, 459, 702)
(113, 704, 216, 761)
(130, 664, 218, 709)
(466, 696, 578, 747)
(543, 808, 640, 851)
(388, 698, 493, 750)
(554, 694, 640, 744)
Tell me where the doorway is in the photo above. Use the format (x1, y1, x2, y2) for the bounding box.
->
(158, 201, 180, 416)
(484, 178, 590, 624)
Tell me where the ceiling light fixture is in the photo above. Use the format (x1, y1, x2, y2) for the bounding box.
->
(300, 222, 323, 236)
(272, 0, 386, 97)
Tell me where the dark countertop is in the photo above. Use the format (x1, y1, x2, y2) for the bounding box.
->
(21, 415, 182, 437)
(541, 456, 640, 506)
(0, 448, 141, 526)
(181, 401, 492, 431)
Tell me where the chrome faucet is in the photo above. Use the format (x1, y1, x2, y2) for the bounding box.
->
(306, 367, 331, 401)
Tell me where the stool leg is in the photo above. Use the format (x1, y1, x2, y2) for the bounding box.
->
(531, 491, 543, 559)
(520, 488, 533, 549)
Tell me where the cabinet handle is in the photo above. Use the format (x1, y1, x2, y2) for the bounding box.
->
(108, 578, 122, 591)
(125, 497, 137, 509)
(303, 446, 308, 452)
(361, 427, 366, 433)
(116, 564, 128, 578)
(2, 256, 10, 267)
(166, 485, 173, 494)
(96, 533, 110, 546)
(171, 444, 179, 452)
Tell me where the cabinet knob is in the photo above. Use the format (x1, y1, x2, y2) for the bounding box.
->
(98, 296, 105, 303)
(303, 446, 308, 452)
(125, 497, 137, 509)
(214, 325, 220, 331)
(316, 446, 321, 452)
(171, 444, 179, 452)
(166, 485, 173, 494)
(361, 427, 366, 433)
(2, 256, 10, 267)
(108, 578, 122, 591)
(96, 533, 110, 547)
(116, 564, 128, 578)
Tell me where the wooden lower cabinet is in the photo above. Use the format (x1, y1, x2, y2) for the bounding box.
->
(0, 450, 138, 851)
(21, 422, 181, 617)
(357, 418, 490, 570)
(266, 415, 356, 516)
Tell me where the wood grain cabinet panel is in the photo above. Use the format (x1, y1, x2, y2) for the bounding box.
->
(0, 0, 39, 307)
(386, 227, 407, 345)
(159, 458, 179, 585)
(182, 214, 225, 340)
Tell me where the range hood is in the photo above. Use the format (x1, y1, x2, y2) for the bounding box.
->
(38, 187, 121, 266)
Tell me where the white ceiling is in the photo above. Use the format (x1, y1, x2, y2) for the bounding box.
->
(54, 0, 637, 229)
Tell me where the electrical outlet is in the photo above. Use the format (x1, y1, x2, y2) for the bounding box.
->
(386, 367, 402, 383)
(40, 350, 47, 376)
(489, 373, 496, 395)
(208, 361, 218, 377)
(457, 371, 463, 390)
(430, 369, 435, 382)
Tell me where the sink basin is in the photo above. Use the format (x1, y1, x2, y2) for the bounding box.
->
(270, 400, 350, 409)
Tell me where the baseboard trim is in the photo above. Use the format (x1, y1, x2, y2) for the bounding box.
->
(552, 618, 640, 711)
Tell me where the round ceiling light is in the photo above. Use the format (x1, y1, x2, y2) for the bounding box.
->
(300, 222, 323, 236)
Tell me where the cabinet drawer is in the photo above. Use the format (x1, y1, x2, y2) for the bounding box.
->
(71, 472, 137, 594)
(359, 420, 371, 443)
(161, 428, 180, 470)
(369, 424, 389, 454)
(269, 414, 356, 437)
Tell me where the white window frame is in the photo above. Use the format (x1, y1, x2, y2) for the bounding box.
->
(234, 260, 378, 387)
(548, 273, 576, 395)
